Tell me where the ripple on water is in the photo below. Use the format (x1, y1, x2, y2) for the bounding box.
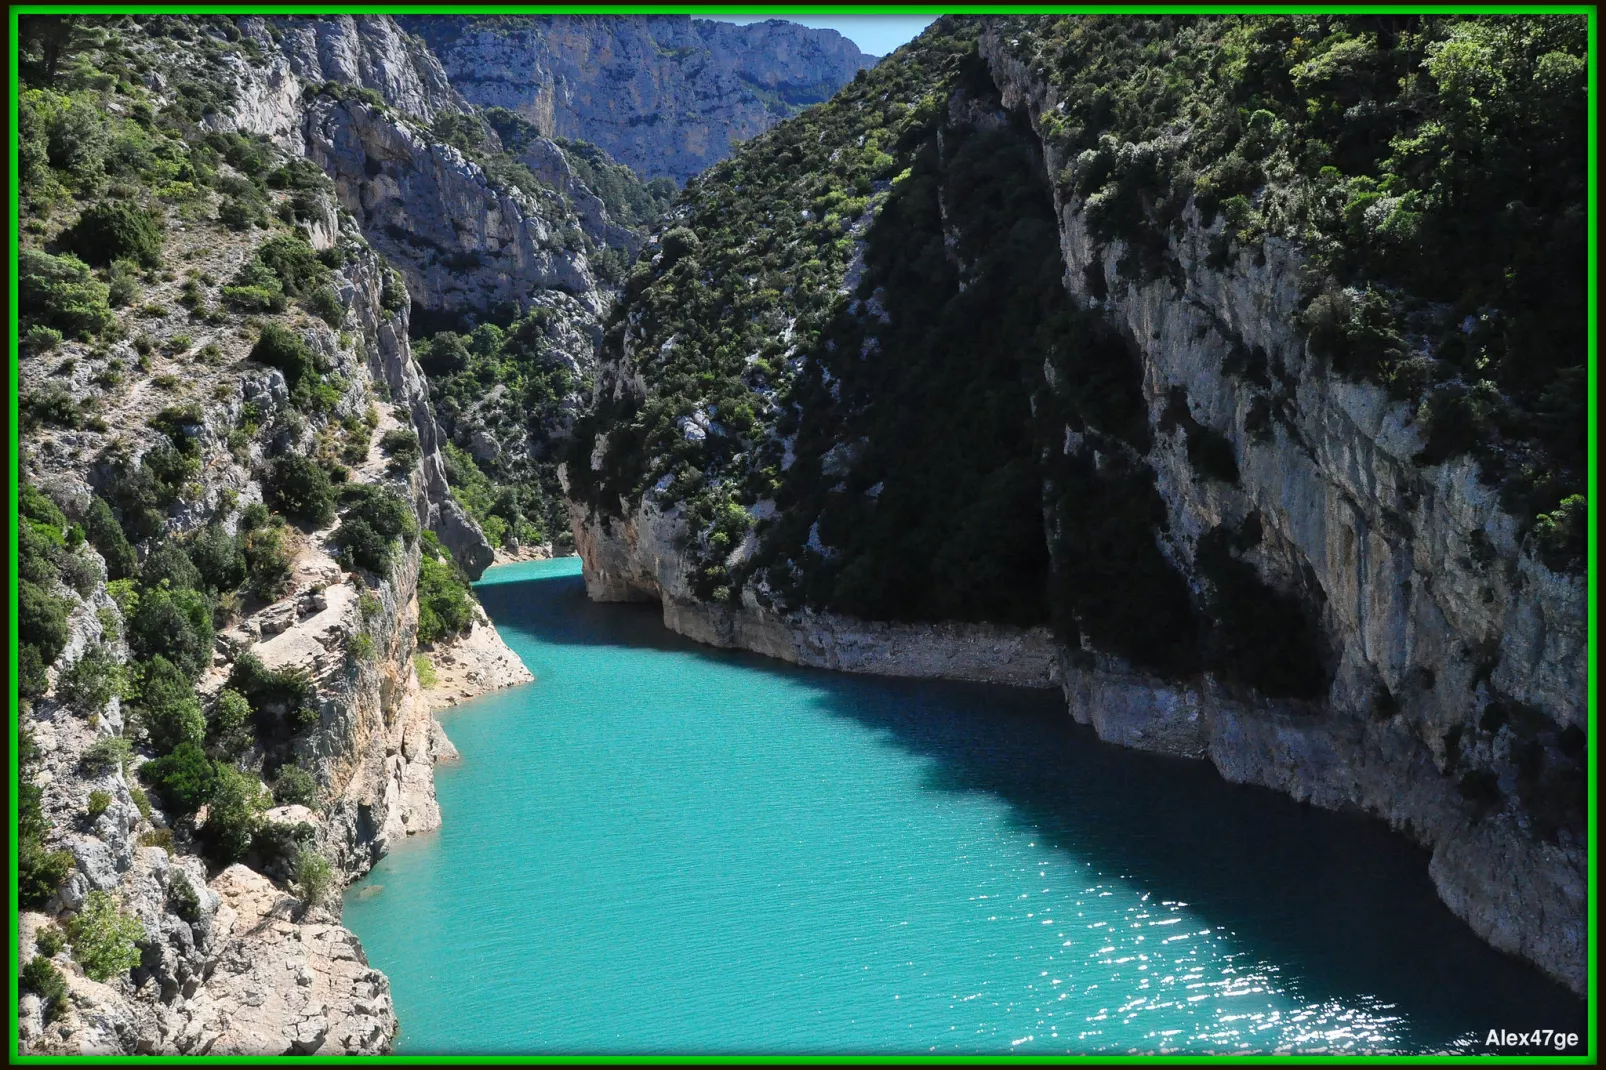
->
(342, 557, 1583, 1055)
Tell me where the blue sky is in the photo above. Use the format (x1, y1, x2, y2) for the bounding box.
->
(702, 14, 938, 58)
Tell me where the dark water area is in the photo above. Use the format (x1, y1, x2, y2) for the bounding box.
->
(343, 558, 1585, 1055)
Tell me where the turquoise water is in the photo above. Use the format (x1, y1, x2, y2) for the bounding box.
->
(342, 557, 1582, 1055)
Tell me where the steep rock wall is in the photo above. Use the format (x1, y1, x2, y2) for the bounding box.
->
(978, 29, 1586, 995)
(402, 15, 874, 182)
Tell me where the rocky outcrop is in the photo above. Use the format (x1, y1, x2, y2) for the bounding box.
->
(565, 485, 1060, 689)
(212, 15, 608, 329)
(417, 604, 536, 712)
(224, 15, 468, 151)
(515, 136, 643, 257)
(403, 15, 874, 182)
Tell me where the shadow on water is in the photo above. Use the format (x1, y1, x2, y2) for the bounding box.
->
(475, 566, 1586, 1043)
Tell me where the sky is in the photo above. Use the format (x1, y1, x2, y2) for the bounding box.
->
(701, 14, 938, 59)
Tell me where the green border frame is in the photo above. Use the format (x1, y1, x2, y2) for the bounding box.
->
(6, 3, 1597, 1063)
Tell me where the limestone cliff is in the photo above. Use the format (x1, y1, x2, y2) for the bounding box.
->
(402, 15, 874, 183)
(977, 27, 1586, 994)
(15, 16, 533, 1051)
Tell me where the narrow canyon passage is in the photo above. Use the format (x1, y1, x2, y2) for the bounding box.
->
(342, 559, 1582, 1055)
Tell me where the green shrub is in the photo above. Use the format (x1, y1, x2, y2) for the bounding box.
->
(58, 642, 121, 714)
(137, 827, 174, 855)
(66, 891, 145, 982)
(417, 539, 475, 644)
(57, 547, 100, 598)
(86, 789, 113, 820)
(202, 765, 269, 865)
(61, 201, 164, 267)
(359, 591, 383, 621)
(272, 763, 319, 808)
(37, 89, 109, 177)
(35, 924, 67, 958)
(227, 651, 318, 731)
(379, 428, 421, 472)
(380, 270, 408, 313)
(265, 454, 336, 526)
(292, 847, 335, 913)
(128, 585, 213, 682)
(205, 689, 251, 760)
(266, 156, 331, 191)
(131, 655, 206, 752)
(20, 956, 69, 1023)
(332, 484, 416, 574)
(250, 232, 328, 297)
(187, 523, 246, 593)
(347, 632, 376, 662)
(247, 323, 317, 391)
(83, 494, 137, 580)
(107, 259, 142, 307)
(306, 284, 344, 328)
(660, 226, 701, 265)
(20, 382, 81, 431)
(19, 248, 113, 338)
(243, 516, 295, 598)
(23, 324, 64, 352)
(81, 734, 131, 774)
(140, 538, 202, 590)
(140, 741, 214, 814)
(221, 283, 285, 312)
(167, 873, 201, 922)
(1531, 494, 1585, 573)
(19, 580, 72, 699)
(413, 653, 438, 688)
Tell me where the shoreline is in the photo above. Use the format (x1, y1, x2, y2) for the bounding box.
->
(417, 608, 536, 712)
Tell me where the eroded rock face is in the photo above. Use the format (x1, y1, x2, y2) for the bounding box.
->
(564, 484, 1060, 688)
(302, 97, 602, 319)
(979, 29, 1586, 994)
(206, 12, 611, 365)
(224, 15, 468, 149)
(403, 15, 874, 182)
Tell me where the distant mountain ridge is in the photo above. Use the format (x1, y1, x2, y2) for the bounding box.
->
(400, 14, 875, 183)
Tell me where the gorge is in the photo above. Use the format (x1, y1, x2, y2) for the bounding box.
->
(13, 11, 1590, 1057)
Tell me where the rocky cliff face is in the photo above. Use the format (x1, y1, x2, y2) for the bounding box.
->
(206, 12, 619, 561)
(15, 198, 522, 1051)
(15, 16, 535, 1051)
(977, 29, 1586, 994)
(402, 15, 874, 183)
(565, 18, 1587, 995)
(209, 15, 607, 334)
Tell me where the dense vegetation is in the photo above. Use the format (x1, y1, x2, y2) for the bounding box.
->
(568, 26, 983, 595)
(735, 75, 1058, 625)
(995, 13, 1588, 568)
(414, 313, 582, 552)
